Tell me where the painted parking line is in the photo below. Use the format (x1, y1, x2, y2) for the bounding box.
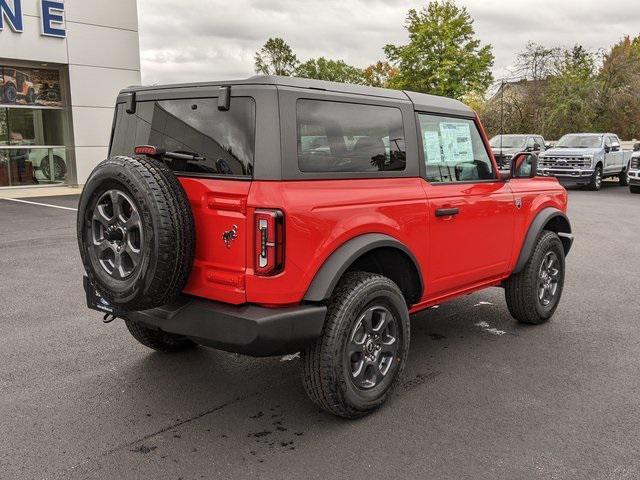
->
(2, 197, 78, 212)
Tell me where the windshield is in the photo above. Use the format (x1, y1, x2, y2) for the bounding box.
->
(489, 135, 527, 149)
(556, 135, 602, 149)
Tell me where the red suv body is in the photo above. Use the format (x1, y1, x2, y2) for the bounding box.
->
(79, 76, 573, 417)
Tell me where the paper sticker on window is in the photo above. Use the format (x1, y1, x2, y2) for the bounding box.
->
(440, 122, 473, 164)
(423, 131, 442, 164)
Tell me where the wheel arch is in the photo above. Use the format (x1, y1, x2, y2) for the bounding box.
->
(303, 233, 424, 306)
(514, 207, 573, 274)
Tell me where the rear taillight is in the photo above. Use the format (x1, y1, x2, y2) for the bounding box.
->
(254, 209, 284, 276)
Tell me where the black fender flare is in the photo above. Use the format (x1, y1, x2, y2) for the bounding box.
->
(514, 207, 573, 273)
(303, 233, 424, 302)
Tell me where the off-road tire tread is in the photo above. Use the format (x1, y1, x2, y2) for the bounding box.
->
(124, 319, 196, 352)
(301, 272, 409, 418)
(504, 230, 564, 324)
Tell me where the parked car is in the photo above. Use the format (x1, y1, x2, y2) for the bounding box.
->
(629, 143, 640, 194)
(77, 76, 574, 418)
(489, 134, 549, 170)
(1, 68, 37, 104)
(538, 133, 632, 190)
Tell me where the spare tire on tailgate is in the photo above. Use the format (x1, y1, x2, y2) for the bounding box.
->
(77, 155, 195, 311)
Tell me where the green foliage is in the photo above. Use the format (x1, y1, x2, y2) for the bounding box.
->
(384, 0, 494, 99)
(296, 57, 365, 84)
(543, 46, 600, 137)
(254, 38, 299, 76)
(598, 36, 640, 139)
(362, 61, 396, 88)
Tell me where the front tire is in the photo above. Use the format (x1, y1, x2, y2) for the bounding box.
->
(301, 272, 410, 418)
(124, 319, 196, 353)
(505, 230, 565, 325)
(587, 165, 603, 191)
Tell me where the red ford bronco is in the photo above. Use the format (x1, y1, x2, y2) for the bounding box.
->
(78, 76, 573, 418)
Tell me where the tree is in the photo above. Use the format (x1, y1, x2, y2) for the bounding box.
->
(598, 36, 640, 139)
(296, 57, 365, 84)
(362, 61, 396, 88)
(384, 0, 494, 99)
(254, 38, 299, 76)
(514, 42, 562, 81)
(544, 46, 600, 138)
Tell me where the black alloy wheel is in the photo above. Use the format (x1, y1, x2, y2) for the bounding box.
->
(91, 189, 143, 280)
(346, 305, 400, 390)
(537, 251, 560, 307)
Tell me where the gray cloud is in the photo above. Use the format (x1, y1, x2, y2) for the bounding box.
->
(138, 0, 640, 85)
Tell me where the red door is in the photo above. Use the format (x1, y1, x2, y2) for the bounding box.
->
(422, 180, 515, 298)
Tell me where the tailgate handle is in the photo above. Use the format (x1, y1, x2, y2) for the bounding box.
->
(435, 207, 459, 217)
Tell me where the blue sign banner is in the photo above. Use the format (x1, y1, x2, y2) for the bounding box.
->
(0, 0, 66, 38)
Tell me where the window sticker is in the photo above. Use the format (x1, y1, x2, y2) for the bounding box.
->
(423, 130, 442, 164)
(440, 122, 473, 164)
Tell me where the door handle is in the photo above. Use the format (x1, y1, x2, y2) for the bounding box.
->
(435, 207, 460, 217)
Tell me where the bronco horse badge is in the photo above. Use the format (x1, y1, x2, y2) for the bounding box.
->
(222, 225, 238, 248)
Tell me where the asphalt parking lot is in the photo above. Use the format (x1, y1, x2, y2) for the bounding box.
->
(1, 184, 639, 480)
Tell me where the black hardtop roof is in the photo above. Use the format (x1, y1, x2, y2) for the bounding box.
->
(120, 75, 475, 118)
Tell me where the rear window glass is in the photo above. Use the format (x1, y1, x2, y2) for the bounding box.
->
(110, 97, 255, 177)
(296, 99, 406, 173)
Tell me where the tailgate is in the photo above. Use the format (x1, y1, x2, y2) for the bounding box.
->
(179, 177, 251, 304)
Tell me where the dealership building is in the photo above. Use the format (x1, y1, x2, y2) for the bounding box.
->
(0, 0, 141, 188)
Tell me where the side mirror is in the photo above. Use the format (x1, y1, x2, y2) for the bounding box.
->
(533, 142, 541, 151)
(634, 143, 640, 152)
(510, 152, 538, 179)
(545, 142, 552, 150)
(604, 145, 611, 154)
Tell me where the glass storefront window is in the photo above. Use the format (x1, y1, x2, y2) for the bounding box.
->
(0, 147, 67, 187)
(0, 64, 68, 188)
(7, 108, 64, 146)
(0, 108, 6, 145)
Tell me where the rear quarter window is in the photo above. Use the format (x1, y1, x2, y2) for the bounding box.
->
(110, 97, 255, 177)
(296, 99, 406, 173)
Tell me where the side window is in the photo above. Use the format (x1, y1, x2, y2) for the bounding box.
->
(417, 113, 494, 183)
(604, 136, 612, 148)
(525, 137, 536, 149)
(536, 137, 545, 149)
(296, 99, 406, 173)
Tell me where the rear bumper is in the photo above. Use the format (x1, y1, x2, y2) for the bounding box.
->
(126, 298, 327, 357)
(84, 278, 326, 357)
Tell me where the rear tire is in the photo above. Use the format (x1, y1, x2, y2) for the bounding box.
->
(301, 272, 410, 418)
(619, 167, 630, 187)
(631, 185, 640, 194)
(125, 319, 196, 352)
(587, 165, 603, 191)
(505, 230, 565, 325)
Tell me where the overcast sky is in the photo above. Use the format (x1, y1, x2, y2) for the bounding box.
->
(137, 0, 640, 86)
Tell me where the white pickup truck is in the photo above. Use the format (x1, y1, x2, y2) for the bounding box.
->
(537, 133, 633, 191)
(629, 143, 640, 194)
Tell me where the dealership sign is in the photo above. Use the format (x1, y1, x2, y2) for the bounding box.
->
(0, 0, 65, 38)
